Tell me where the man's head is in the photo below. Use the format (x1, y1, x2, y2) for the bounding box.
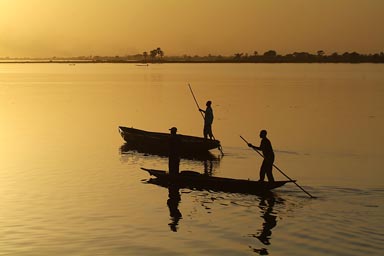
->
(169, 127, 177, 135)
(259, 130, 267, 138)
(206, 100, 212, 107)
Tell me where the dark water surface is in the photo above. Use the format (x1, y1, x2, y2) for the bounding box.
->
(0, 63, 383, 255)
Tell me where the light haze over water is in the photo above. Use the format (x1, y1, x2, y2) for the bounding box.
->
(0, 63, 383, 255)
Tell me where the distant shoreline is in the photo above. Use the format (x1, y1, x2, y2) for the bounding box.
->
(1, 60, 383, 64)
(2, 50, 384, 64)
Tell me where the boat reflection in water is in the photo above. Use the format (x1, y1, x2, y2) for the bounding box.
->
(119, 143, 220, 232)
(144, 165, 285, 254)
(120, 142, 222, 177)
(150, 174, 281, 254)
(120, 142, 222, 162)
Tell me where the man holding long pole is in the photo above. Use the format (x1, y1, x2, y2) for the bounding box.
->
(199, 100, 214, 140)
(188, 83, 223, 155)
(240, 134, 315, 198)
(248, 130, 275, 182)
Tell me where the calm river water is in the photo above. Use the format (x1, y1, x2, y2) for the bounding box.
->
(0, 63, 383, 255)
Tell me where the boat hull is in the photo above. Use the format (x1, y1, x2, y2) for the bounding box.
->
(142, 168, 293, 195)
(119, 126, 221, 155)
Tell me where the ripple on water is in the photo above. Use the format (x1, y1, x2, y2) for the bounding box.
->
(269, 186, 384, 256)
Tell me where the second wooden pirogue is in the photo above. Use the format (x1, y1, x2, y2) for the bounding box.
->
(142, 168, 294, 195)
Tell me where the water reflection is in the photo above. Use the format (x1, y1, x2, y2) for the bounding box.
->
(167, 184, 182, 232)
(119, 142, 221, 177)
(250, 194, 279, 255)
(120, 143, 219, 232)
(148, 171, 284, 255)
(190, 192, 281, 255)
(203, 159, 214, 176)
(120, 142, 221, 161)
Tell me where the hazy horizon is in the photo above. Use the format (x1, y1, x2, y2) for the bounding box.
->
(1, 0, 383, 58)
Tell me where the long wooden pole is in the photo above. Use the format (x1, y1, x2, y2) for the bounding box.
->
(188, 83, 205, 119)
(240, 135, 315, 198)
(188, 84, 223, 155)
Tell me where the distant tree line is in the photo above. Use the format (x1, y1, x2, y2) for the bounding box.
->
(227, 50, 384, 63)
(161, 50, 384, 63)
(1, 48, 383, 63)
(134, 49, 384, 63)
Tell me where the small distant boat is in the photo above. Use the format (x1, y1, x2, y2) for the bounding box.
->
(142, 168, 294, 194)
(118, 126, 221, 155)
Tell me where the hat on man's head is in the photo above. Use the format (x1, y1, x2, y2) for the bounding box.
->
(169, 127, 177, 132)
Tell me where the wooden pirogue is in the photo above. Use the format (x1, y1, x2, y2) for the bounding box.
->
(119, 126, 221, 155)
(142, 168, 294, 195)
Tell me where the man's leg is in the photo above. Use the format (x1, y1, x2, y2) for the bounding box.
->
(259, 161, 266, 181)
(266, 160, 275, 182)
(266, 168, 274, 182)
(208, 125, 213, 139)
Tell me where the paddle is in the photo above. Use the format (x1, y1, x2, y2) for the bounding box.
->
(188, 83, 224, 155)
(240, 135, 315, 198)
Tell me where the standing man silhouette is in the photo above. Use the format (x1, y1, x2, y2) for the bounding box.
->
(169, 127, 181, 176)
(248, 130, 275, 182)
(199, 100, 214, 139)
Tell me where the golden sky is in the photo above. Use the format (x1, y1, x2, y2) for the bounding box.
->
(0, 0, 383, 57)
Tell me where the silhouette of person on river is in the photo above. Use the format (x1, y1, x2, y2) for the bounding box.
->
(199, 100, 214, 139)
(169, 127, 181, 176)
(248, 130, 275, 182)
